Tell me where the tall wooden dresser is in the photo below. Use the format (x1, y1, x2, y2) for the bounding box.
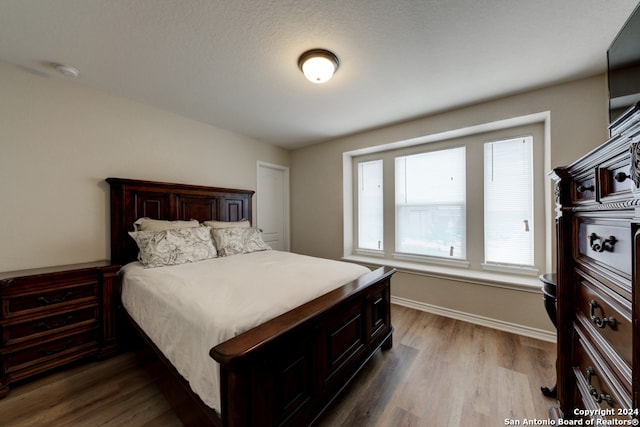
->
(551, 105, 640, 424)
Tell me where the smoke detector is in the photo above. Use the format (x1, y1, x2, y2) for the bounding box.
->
(53, 63, 79, 78)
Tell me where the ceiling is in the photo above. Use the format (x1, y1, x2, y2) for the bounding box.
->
(0, 1, 638, 149)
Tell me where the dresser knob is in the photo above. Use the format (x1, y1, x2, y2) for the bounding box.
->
(588, 233, 617, 253)
(614, 171, 631, 182)
(589, 386, 614, 406)
(577, 184, 595, 192)
(37, 339, 72, 356)
(37, 291, 73, 305)
(589, 300, 617, 329)
(586, 367, 614, 406)
(36, 315, 73, 331)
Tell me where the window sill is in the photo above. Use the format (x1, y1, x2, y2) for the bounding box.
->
(481, 262, 539, 277)
(393, 252, 470, 268)
(342, 254, 543, 293)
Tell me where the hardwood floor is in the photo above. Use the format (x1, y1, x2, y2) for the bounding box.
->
(0, 348, 182, 427)
(316, 305, 557, 426)
(0, 304, 557, 426)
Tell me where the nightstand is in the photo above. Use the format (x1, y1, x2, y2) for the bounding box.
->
(0, 261, 120, 397)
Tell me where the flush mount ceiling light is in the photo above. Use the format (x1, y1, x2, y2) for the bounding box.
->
(298, 49, 339, 84)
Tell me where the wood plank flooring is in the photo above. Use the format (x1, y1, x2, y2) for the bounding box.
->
(0, 304, 557, 426)
(315, 305, 557, 426)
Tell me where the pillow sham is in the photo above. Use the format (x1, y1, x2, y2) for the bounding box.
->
(133, 217, 200, 231)
(202, 219, 251, 229)
(129, 227, 217, 268)
(212, 227, 271, 257)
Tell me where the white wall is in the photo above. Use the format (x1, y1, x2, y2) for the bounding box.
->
(0, 62, 290, 272)
(290, 75, 610, 336)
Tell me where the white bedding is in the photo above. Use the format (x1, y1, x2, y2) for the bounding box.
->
(120, 250, 370, 412)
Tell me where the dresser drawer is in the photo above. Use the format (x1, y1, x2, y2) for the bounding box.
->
(1, 305, 99, 346)
(572, 175, 596, 203)
(599, 162, 633, 200)
(2, 328, 99, 376)
(573, 331, 632, 420)
(575, 270, 632, 367)
(576, 217, 631, 278)
(1, 280, 99, 319)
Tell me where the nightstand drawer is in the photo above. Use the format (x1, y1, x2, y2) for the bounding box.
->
(576, 217, 631, 278)
(1, 305, 99, 346)
(2, 281, 98, 318)
(2, 329, 99, 376)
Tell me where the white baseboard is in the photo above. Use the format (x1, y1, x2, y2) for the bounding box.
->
(391, 296, 557, 343)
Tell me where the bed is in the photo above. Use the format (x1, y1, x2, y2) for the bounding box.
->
(107, 177, 395, 427)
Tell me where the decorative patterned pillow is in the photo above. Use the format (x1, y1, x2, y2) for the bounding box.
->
(212, 227, 271, 257)
(133, 217, 200, 231)
(129, 227, 217, 268)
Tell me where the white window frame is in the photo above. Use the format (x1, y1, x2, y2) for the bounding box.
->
(342, 112, 552, 291)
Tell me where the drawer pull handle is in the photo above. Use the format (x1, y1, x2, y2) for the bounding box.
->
(38, 339, 72, 356)
(577, 184, 595, 192)
(38, 291, 73, 305)
(37, 315, 73, 331)
(589, 300, 617, 329)
(586, 367, 614, 406)
(614, 172, 631, 183)
(588, 233, 617, 253)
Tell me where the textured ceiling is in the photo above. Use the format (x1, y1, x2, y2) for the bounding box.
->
(0, 1, 638, 149)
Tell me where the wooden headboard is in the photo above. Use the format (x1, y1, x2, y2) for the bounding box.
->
(106, 178, 254, 266)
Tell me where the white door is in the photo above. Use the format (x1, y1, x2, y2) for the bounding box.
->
(257, 161, 289, 251)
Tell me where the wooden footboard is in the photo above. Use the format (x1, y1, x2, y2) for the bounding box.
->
(211, 266, 395, 427)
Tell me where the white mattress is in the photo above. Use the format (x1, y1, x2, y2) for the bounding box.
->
(119, 250, 370, 412)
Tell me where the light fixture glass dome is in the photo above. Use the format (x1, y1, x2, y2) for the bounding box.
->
(298, 49, 339, 84)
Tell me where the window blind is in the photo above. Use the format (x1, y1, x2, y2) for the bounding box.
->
(483, 136, 534, 266)
(358, 160, 384, 250)
(395, 147, 466, 258)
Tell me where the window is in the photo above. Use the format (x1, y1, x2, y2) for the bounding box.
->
(395, 147, 466, 259)
(357, 160, 384, 251)
(484, 137, 533, 266)
(350, 120, 544, 277)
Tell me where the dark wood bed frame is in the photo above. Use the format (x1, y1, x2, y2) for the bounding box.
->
(106, 177, 395, 427)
